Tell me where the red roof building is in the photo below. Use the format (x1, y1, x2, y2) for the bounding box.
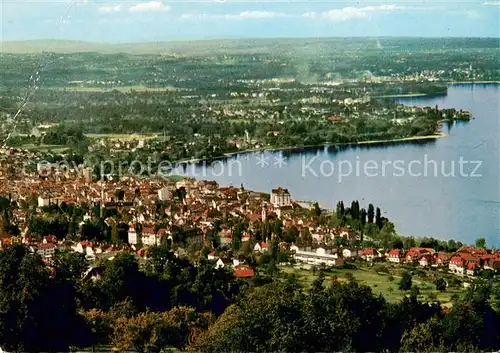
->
(233, 265, 255, 278)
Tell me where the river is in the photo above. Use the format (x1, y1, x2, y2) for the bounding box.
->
(176, 84, 500, 246)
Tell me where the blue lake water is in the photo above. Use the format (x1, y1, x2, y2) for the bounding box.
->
(178, 84, 500, 246)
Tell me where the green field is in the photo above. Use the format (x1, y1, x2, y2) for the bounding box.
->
(21, 143, 70, 153)
(281, 265, 464, 305)
(55, 85, 178, 93)
(85, 133, 160, 141)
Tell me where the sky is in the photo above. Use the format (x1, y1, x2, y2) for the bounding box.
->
(1, 0, 499, 42)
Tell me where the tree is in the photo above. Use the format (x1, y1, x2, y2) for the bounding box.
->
(111, 310, 183, 353)
(336, 201, 345, 218)
(284, 225, 299, 243)
(435, 278, 447, 292)
(399, 271, 413, 291)
(53, 250, 88, 284)
(111, 222, 120, 244)
(359, 208, 367, 229)
(375, 207, 383, 229)
(367, 204, 375, 223)
(99, 252, 144, 310)
(0, 244, 87, 351)
(400, 317, 445, 353)
(475, 237, 486, 249)
(299, 227, 313, 247)
(313, 202, 322, 218)
(403, 236, 416, 250)
(191, 277, 389, 353)
(441, 285, 500, 351)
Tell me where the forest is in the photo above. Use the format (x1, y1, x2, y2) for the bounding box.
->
(0, 242, 499, 353)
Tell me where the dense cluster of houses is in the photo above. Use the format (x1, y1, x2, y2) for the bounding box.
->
(369, 246, 500, 278)
(0, 147, 359, 279)
(2, 148, 495, 280)
(288, 245, 500, 278)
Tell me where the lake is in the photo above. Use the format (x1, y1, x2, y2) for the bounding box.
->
(176, 84, 500, 246)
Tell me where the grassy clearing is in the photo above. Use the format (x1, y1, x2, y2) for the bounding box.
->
(85, 133, 160, 141)
(22, 143, 70, 153)
(280, 265, 464, 305)
(165, 175, 185, 182)
(54, 85, 178, 93)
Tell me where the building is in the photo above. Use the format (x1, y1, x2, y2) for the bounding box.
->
(38, 196, 50, 208)
(342, 248, 360, 259)
(406, 247, 434, 262)
(387, 249, 404, 263)
(361, 248, 380, 262)
(254, 242, 269, 253)
(419, 255, 434, 267)
(141, 227, 160, 247)
(233, 264, 255, 278)
(158, 187, 172, 201)
(434, 252, 451, 267)
(128, 226, 138, 245)
(270, 187, 291, 207)
(466, 262, 478, 277)
(449, 256, 465, 275)
(293, 247, 343, 267)
(35, 243, 56, 258)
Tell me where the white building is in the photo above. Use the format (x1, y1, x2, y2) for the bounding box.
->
(342, 248, 359, 259)
(35, 243, 56, 258)
(293, 247, 343, 267)
(128, 227, 138, 245)
(38, 196, 50, 208)
(270, 187, 291, 207)
(158, 187, 172, 201)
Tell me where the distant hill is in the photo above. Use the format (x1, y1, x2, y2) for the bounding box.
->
(1, 37, 499, 55)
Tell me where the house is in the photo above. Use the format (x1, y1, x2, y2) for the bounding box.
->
(418, 255, 434, 267)
(35, 243, 56, 258)
(207, 251, 217, 260)
(361, 248, 379, 261)
(466, 262, 478, 277)
(270, 187, 291, 207)
(215, 258, 231, 269)
(42, 235, 57, 244)
(387, 249, 404, 263)
(233, 264, 255, 278)
(128, 226, 138, 245)
(484, 258, 500, 271)
(38, 196, 50, 208)
(406, 247, 434, 262)
(254, 242, 269, 253)
(290, 244, 299, 253)
(342, 248, 359, 259)
(241, 232, 251, 243)
(73, 241, 97, 260)
(141, 227, 159, 246)
(449, 256, 465, 275)
(158, 187, 172, 201)
(434, 252, 451, 267)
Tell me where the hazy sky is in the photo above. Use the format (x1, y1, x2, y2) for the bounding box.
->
(1, 0, 499, 42)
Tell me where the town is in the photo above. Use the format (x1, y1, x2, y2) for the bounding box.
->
(0, 35, 499, 352)
(0, 146, 496, 287)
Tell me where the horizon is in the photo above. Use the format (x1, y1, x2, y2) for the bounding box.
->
(2, 1, 499, 42)
(2, 35, 500, 45)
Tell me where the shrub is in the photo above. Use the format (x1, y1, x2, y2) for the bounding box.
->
(374, 264, 389, 273)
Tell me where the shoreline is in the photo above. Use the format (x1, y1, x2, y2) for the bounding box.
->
(375, 92, 446, 99)
(177, 132, 447, 164)
(448, 80, 500, 84)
